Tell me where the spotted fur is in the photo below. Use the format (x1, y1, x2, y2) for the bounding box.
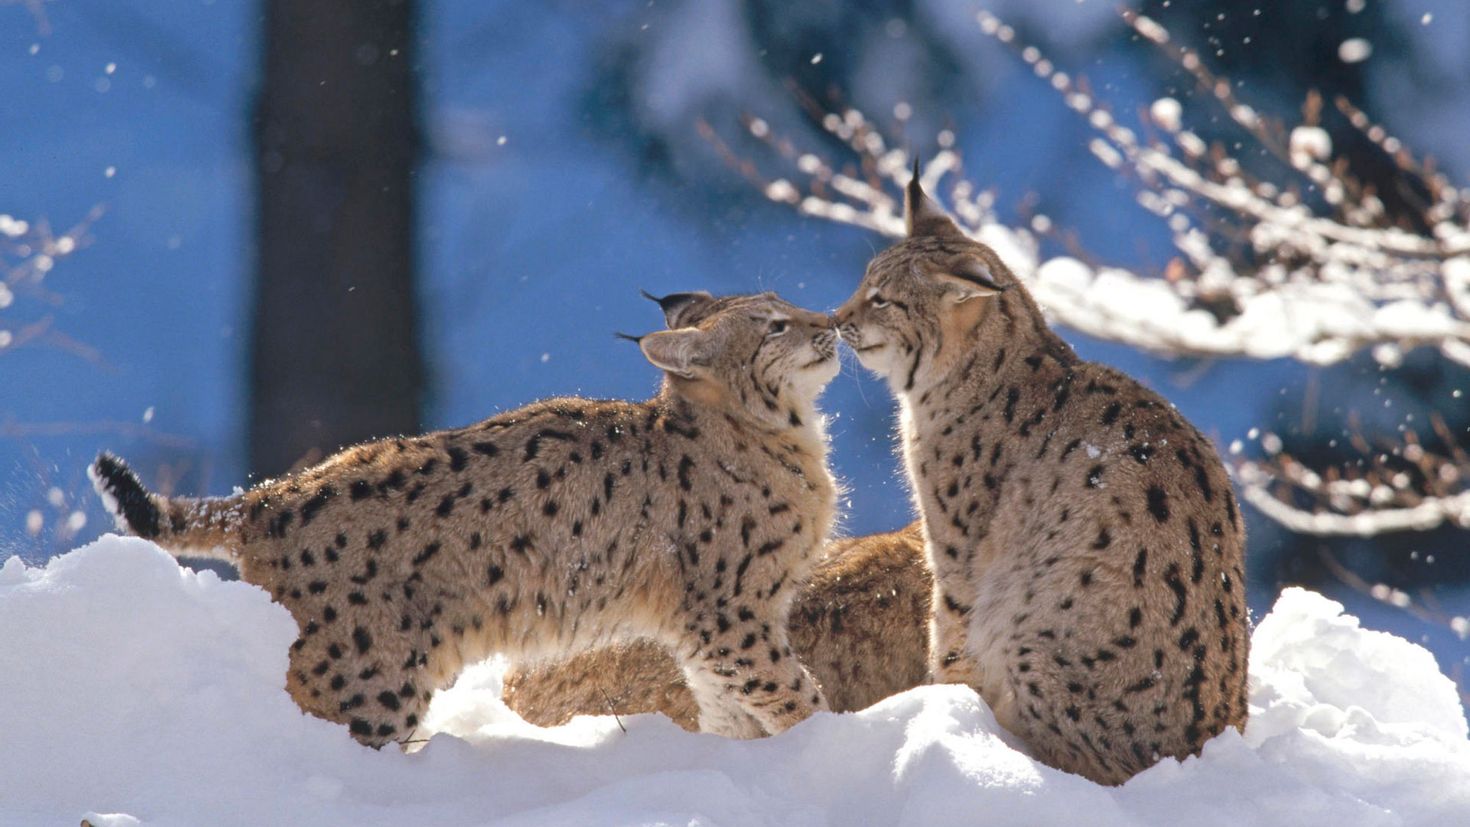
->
(502, 523, 931, 729)
(92, 292, 841, 745)
(831, 171, 1249, 784)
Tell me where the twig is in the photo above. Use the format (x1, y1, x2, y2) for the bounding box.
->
(599, 687, 627, 733)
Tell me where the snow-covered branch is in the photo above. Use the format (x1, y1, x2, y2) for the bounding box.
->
(1234, 418, 1470, 537)
(725, 11, 1470, 370)
(0, 207, 100, 356)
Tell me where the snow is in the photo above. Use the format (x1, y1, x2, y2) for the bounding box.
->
(1288, 126, 1333, 165)
(1338, 38, 1373, 64)
(2, 537, 1468, 826)
(1149, 97, 1182, 132)
(0, 214, 28, 237)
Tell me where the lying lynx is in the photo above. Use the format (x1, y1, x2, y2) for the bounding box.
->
(503, 523, 930, 729)
(92, 292, 840, 744)
(832, 169, 1249, 784)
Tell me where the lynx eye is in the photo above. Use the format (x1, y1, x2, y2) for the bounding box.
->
(869, 295, 891, 309)
(766, 319, 789, 336)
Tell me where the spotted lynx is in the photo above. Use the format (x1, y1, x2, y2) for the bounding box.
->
(91, 292, 840, 745)
(832, 170, 1249, 784)
(503, 523, 931, 729)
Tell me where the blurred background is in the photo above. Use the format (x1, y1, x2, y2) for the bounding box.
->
(1, 1, 1466, 703)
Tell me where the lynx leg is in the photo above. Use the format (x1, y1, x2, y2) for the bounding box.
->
(285, 625, 433, 748)
(677, 621, 827, 738)
(680, 657, 768, 738)
(929, 581, 984, 687)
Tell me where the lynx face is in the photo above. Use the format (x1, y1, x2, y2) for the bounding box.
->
(641, 292, 839, 428)
(833, 191, 1009, 395)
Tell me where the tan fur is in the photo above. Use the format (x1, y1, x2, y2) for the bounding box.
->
(503, 524, 931, 729)
(831, 177, 1249, 785)
(94, 293, 842, 745)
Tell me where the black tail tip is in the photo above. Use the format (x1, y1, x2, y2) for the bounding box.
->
(89, 452, 161, 538)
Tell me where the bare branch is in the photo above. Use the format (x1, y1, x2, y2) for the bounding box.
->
(0, 0, 55, 37)
(0, 418, 197, 449)
(2, 206, 103, 357)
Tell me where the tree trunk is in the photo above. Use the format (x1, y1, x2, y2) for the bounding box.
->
(249, 0, 423, 479)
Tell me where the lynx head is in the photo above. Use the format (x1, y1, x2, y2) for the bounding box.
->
(834, 166, 1017, 396)
(635, 291, 839, 428)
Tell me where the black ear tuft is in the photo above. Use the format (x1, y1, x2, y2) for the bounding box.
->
(641, 290, 715, 328)
(614, 331, 645, 345)
(903, 159, 965, 239)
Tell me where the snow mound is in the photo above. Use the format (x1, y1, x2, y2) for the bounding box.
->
(3, 537, 1468, 826)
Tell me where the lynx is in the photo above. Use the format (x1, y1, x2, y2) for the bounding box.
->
(503, 523, 930, 729)
(831, 169, 1249, 784)
(92, 292, 840, 745)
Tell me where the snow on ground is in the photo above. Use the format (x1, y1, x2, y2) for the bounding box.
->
(2, 537, 1467, 826)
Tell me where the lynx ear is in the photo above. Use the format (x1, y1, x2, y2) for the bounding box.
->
(642, 290, 715, 328)
(934, 259, 1009, 302)
(905, 160, 965, 239)
(640, 328, 710, 378)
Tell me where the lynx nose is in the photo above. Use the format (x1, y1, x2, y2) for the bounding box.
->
(790, 307, 836, 332)
(832, 306, 858, 341)
(833, 295, 864, 329)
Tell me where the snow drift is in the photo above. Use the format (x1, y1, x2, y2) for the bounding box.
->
(2, 536, 1467, 826)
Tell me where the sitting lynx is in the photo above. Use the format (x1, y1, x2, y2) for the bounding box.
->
(92, 292, 840, 745)
(503, 523, 930, 729)
(831, 168, 1249, 784)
